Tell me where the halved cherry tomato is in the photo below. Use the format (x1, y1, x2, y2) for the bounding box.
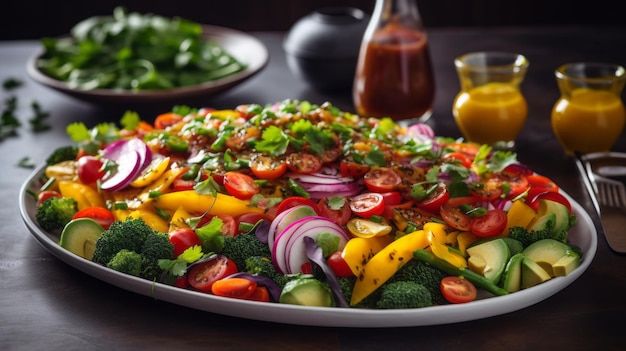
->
(235, 212, 273, 234)
(211, 277, 257, 299)
(339, 160, 370, 178)
(440, 204, 472, 231)
(223, 171, 260, 200)
(76, 155, 105, 185)
(416, 183, 450, 214)
(154, 112, 184, 130)
(527, 174, 559, 193)
(327, 252, 354, 277)
(249, 155, 287, 179)
(363, 167, 402, 192)
(469, 209, 508, 237)
(276, 196, 320, 215)
(197, 214, 238, 237)
(188, 255, 238, 292)
(381, 191, 403, 206)
(440, 276, 477, 304)
(72, 206, 115, 230)
(446, 196, 479, 208)
(442, 152, 473, 168)
(317, 196, 352, 226)
(36, 190, 62, 207)
(470, 178, 503, 201)
(350, 192, 385, 218)
(168, 228, 202, 257)
(498, 171, 529, 199)
(286, 153, 322, 174)
(528, 191, 572, 212)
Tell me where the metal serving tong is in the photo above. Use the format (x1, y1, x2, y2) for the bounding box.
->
(575, 152, 626, 254)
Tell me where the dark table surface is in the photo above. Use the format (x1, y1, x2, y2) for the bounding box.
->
(2, 26, 626, 351)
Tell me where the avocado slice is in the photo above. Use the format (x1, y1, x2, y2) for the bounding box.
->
(521, 257, 552, 288)
(536, 199, 570, 235)
(501, 253, 525, 293)
(279, 277, 334, 307)
(466, 238, 511, 283)
(522, 239, 581, 277)
(528, 212, 556, 233)
(58, 218, 105, 260)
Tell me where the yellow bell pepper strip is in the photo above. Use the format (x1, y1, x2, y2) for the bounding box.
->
(169, 206, 194, 232)
(456, 231, 480, 255)
(425, 222, 467, 269)
(345, 218, 393, 238)
(136, 167, 185, 203)
(502, 199, 537, 235)
(350, 229, 430, 306)
(57, 180, 105, 210)
(342, 235, 394, 276)
(128, 209, 169, 233)
(151, 190, 263, 217)
(45, 160, 77, 182)
(130, 156, 170, 188)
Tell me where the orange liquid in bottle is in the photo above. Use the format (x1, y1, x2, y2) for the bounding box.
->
(354, 24, 435, 121)
(551, 88, 626, 154)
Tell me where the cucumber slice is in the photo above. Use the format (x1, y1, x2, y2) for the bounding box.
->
(59, 218, 105, 260)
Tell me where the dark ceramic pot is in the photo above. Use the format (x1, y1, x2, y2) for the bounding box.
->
(283, 7, 369, 93)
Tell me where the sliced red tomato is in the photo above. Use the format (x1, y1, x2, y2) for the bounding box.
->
(327, 252, 354, 277)
(339, 160, 370, 178)
(442, 151, 473, 168)
(76, 155, 105, 185)
(440, 276, 477, 304)
(168, 228, 202, 257)
(317, 196, 352, 226)
(445, 142, 480, 158)
(527, 174, 559, 193)
(498, 171, 529, 199)
(235, 212, 273, 234)
(249, 155, 287, 179)
(223, 171, 260, 200)
(528, 191, 572, 212)
(36, 190, 62, 207)
(382, 201, 414, 219)
(381, 191, 403, 206)
(363, 167, 402, 192)
(188, 255, 238, 292)
(72, 206, 115, 230)
(470, 178, 503, 201)
(416, 183, 450, 214)
(350, 192, 385, 218)
(276, 196, 320, 215)
(470, 209, 508, 237)
(440, 204, 472, 231)
(446, 196, 479, 208)
(154, 112, 184, 130)
(286, 153, 322, 174)
(211, 277, 257, 299)
(197, 214, 238, 237)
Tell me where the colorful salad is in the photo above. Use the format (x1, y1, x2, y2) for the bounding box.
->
(31, 100, 582, 309)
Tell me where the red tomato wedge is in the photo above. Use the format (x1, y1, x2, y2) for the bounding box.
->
(188, 255, 238, 292)
(440, 276, 477, 304)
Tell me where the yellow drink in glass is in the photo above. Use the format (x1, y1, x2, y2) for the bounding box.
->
(453, 82, 528, 146)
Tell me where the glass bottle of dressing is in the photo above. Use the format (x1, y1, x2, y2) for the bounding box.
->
(353, 0, 435, 123)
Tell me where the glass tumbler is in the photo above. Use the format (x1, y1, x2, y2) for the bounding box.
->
(452, 52, 529, 148)
(551, 62, 626, 155)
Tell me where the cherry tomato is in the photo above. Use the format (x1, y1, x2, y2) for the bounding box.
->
(339, 161, 370, 178)
(350, 192, 385, 218)
(286, 153, 322, 174)
(469, 209, 508, 237)
(249, 155, 287, 179)
(300, 262, 312, 274)
(381, 191, 403, 206)
(528, 191, 572, 212)
(440, 276, 477, 304)
(317, 196, 352, 226)
(168, 228, 202, 257)
(440, 204, 472, 231)
(235, 212, 273, 234)
(197, 214, 238, 237)
(327, 252, 354, 277)
(188, 255, 238, 292)
(76, 155, 105, 185)
(154, 112, 184, 129)
(211, 277, 257, 299)
(470, 178, 503, 201)
(442, 151, 473, 168)
(36, 190, 62, 207)
(527, 174, 559, 193)
(446, 196, 479, 208)
(498, 171, 529, 199)
(416, 183, 450, 214)
(223, 171, 260, 200)
(174, 275, 189, 289)
(363, 167, 402, 192)
(276, 196, 320, 215)
(170, 168, 208, 191)
(245, 286, 271, 302)
(72, 206, 115, 230)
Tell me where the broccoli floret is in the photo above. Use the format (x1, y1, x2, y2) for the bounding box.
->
(46, 145, 79, 166)
(36, 196, 78, 232)
(389, 259, 448, 305)
(106, 249, 143, 276)
(376, 281, 433, 309)
(220, 233, 271, 270)
(140, 232, 175, 280)
(92, 218, 152, 265)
